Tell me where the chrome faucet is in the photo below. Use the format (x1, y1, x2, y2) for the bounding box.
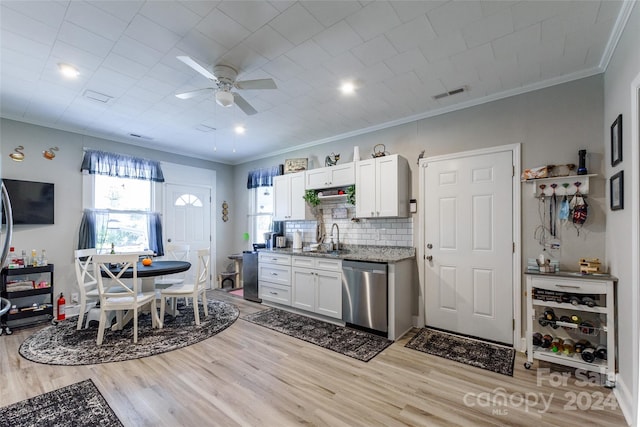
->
(330, 223, 340, 251)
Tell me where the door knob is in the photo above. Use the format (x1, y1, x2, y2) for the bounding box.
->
(426, 255, 433, 261)
(427, 243, 433, 249)
(168, 238, 172, 242)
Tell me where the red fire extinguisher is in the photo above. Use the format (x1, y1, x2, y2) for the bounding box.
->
(57, 293, 66, 321)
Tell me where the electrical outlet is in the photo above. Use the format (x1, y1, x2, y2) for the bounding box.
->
(71, 292, 79, 303)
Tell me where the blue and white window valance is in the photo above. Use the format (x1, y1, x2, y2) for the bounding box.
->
(246, 165, 283, 189)
(81, 149, 165, 182)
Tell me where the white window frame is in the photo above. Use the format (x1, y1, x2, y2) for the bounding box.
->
(247, 186, 273, 248)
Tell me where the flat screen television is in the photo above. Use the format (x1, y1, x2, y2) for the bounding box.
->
(2, 179, 55, 225)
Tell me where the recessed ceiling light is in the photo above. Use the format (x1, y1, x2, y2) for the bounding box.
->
(58, 63, 79, 78)
(340, 81, 356, 95)
(235, 125, 246, 135)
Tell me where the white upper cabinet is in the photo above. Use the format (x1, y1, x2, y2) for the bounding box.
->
(273, 172, 313, 221)
(355, 154, 409, 218)
(305, 163, 355, 190)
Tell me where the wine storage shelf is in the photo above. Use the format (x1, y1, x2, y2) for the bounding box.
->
(525, 271, 617, 387)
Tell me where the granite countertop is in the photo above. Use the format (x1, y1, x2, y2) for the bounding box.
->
(259, 245, 415, 263)
(525, 270, 617, 281)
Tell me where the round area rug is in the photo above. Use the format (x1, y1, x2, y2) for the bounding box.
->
(19, 299, 239, 365)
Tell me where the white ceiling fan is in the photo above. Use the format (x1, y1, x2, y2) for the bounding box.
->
(175, 56, 277, 116)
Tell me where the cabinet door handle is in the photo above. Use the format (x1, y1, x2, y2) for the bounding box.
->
(271, 272, 278, 276)
(269, 291, 278, 295)
(554, 284, 581, 289)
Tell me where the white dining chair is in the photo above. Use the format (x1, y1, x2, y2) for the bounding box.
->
(154, 243, 190, 289)
(159, 248, 209, 327)
(93, 253, 158, 345)
(74, 248, 99, 330)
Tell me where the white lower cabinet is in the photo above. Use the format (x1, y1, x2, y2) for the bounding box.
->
(258, 253, 292, 305)
(291, 257, 342, 319)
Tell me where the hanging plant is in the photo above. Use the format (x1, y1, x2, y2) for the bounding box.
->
(303, 190, 321, 207)
(346, 185, 356, 205)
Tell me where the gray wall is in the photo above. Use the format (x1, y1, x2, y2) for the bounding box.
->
(603, 3, 640, 422)
(0, 118, 234, 298)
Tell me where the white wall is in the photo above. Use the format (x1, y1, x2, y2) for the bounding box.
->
(603, 3, 640, 424)
(0, 119, 234, 298)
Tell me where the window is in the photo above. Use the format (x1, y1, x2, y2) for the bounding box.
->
(248, 186, 273, 246)
(93, 175, 152, 253)
(79, 149, 164, 255)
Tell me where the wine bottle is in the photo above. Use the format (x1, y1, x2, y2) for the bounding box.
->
(532, 332, 543, 347)
(581, 346, 597, 363)
(562, 339, 575, 355)
(595, 345, 607, 360)
(541, 334, 553, 348)
(575, 339, 591, 354)
(551, 337, 564, 353)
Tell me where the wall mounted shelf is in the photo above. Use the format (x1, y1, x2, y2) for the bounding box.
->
(522, 174, 597, 197)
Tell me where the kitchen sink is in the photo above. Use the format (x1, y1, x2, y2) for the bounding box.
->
(317, 248, 351, 256)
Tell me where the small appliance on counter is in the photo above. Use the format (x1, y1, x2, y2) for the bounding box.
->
(276, 236, 287, 248)
(293, 230, 302, 250)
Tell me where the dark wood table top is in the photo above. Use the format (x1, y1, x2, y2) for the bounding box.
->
(104, 260, 191, 278)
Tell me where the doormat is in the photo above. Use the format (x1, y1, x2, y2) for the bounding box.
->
(405, 328, 516, 376)
(0, 379, 123, 427)
(242, 308, 392, 362)
(19, 299, 238, 365)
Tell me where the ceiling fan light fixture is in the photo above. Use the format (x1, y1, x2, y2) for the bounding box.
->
(215, 90, 234, 108)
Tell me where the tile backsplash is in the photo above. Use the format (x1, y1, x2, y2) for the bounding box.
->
(284, 201, 413, 247)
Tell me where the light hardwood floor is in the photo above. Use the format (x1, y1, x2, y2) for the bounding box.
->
(1, 290, 627, 426)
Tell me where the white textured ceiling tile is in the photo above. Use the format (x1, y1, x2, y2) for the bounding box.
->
(491, 24, 541, 60)
(149, 62, 194, 86)
(261, 55, 305, 81)
(102, 53, 150, 80)
(0, 51, 43, 81)
(1, 1, 66, 28)
(90, 1, 144, 24)
(462, 8, 514, 49)
(24, 103, 65, 125)
(269, 1, 296, 13)
(426, 1, 484, 36)
(50, 40, 103, 72)
(218, 43, 269, 75)
(510, 0, 573, 30)
(516, 38, 564, 72)
(195, 9, 251, 50)
(346, 1, 401, 41)
(438, 66, 480, 92)
(301, 1, 362, 28)
(480, 1, 519, 18)
(384, 48, 429, 76)
(540, 2, 599, 44)
(475, 54, 519, 83)
(179, 0, 219, 17)
(564, 17, 614, 64)
(389, 1, 447, 23)
(65, 1, 128, 41)
(540, 49, 588, 79)
(350, 35, 398, 67)
(1, 29, 52, 59)
(450, 43, 495, 73)
(124, 15, 181, 53)
(112, 36, 164, 69)
(358, 61, 395, 85)
(87, 68, 137, 96)
(137, 77, 179, 97)
(0, 6, 60, 46)
(269, 3, 324, 45)
(57, 21, 115, 58)
(139, 1, 201, 37)
(176, 29, 228, 65)
(243, 26, 294, 60)
(126, 86, 166, 104)
(322, 51, 365, 78)
(419, 32, 468, 62)
(313, 21, 363, 57)
(596, 0, 623, 23)
(285, 39, 331, 69)
(385, 15, 437, 53)
(216, 1, 280, 32)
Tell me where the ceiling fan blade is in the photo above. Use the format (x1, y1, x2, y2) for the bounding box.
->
(234, 78, 277, 90)
(177, 56, 218, 81)
(233, 93, 258, 115)
(175, 88, 214, 99)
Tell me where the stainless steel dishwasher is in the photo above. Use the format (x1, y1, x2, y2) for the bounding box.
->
(342, 260, 388, 336)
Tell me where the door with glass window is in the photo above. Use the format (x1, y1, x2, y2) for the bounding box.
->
(164, 183, 211, 284)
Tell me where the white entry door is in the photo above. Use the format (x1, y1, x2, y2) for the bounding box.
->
(424, 149, 514, 344)
(164, 183, 211, 284)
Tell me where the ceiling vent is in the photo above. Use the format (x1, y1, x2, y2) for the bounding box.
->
(433, 86, 467, 100)
(83, 90, 113, 103)
(195, 124, 217, 132)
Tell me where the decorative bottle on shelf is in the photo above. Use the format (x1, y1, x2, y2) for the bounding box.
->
(577, 149, 588, 175)
(31, 249, 37, 267)
(7, 247, 18, 268)
(20, 250, 27, 267)
(110, 243, 116, 254)
(40, 250, 47, 266)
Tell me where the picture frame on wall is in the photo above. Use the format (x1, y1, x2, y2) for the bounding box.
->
(284, 158, 308, 174)
(610, 114, 622, 167)
(610, 170, 624, 211)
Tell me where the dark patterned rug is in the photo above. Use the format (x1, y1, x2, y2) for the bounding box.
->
(20, 299, 238, 365)
(405, 328, 516, 376)
(242, 308, 392, 362)
(0, 379, 123, 426)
